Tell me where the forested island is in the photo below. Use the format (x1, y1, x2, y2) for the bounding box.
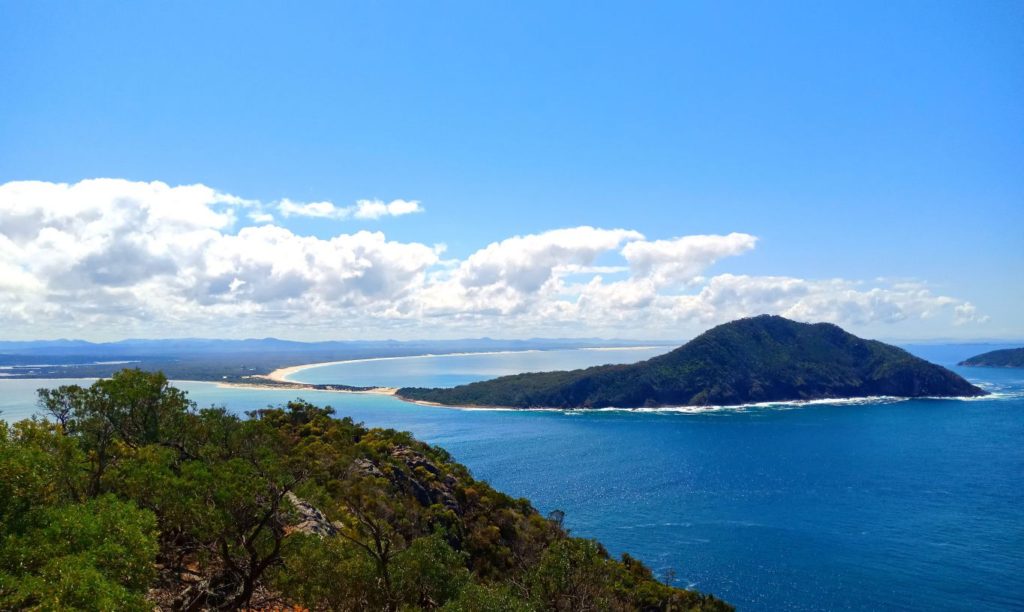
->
(399, 316, 986, 409)
(0, 370, 730, 611)
(959, 347, 1024, 368)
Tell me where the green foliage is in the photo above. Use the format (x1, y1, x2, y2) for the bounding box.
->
(274, 534, 380, 610)
(527, 538, 617, 611)
(0, 420, 86, 531)
(441, 582, 534, 612)
(525, 539, 732, 612)
(0, 494, 158, 611)
(399, 315, 986, 408)
(392, 532, 470, 609)
(4, 371, 731, 610)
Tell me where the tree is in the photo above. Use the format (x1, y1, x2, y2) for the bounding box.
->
(36, 370, 197, 496)
(0, 420, 86, 532)
(527, 538, 616, 611)
(392, 532, 469, 609)
(274, 533, 379, 611)
(0, 495, 158, 611)
(172, 414, 305, 610)
(334, 475, 422, 611)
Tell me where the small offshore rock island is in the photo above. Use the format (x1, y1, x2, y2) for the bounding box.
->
(399, 315, 987, 409)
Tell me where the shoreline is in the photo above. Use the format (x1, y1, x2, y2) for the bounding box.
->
(260, 346, 669, 383)
(392, 391, 1003, 412)
(205, 380, 398, 396)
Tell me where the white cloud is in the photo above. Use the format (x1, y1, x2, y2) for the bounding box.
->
(953, 302, 989, 325)
(353, 199, 423, 219)
(679, 274, 954, 326)
(248, 211, 275, 224)
(0, 179, 437, 336)
(277, 197, 423, 220)
(622, 232, 757, 287)
(456, 227, 642, 291)
(277, 199, 348, 219)
(414, 227, 643, 317)
(0, 178, 989, 340)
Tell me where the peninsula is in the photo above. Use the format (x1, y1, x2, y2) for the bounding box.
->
(398, 315, 987, 408)
(959, 347, 1024, 368)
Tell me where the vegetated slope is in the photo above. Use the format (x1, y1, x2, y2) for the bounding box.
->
(959, 347, 1024, 368)
(1, 369, 730, 611)
(399, 315, 987, 408)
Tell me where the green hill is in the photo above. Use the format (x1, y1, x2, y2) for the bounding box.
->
(399, 316, 986, 408)
(959, 347, 1024, 368)
(1, 370, 730, 611)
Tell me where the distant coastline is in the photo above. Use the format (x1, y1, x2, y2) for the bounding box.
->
(0, 346, 671, 400)
(258, 346, 667, 384)
(0, 338, 670, 382)
(198, 345, 668, 398)
(213, 380, 399, 396)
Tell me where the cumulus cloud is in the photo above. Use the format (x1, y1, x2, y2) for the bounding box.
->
(0, 179, 436, 336)
(0, 179, 988, 339)
(277, 197, 423, 220)
(953, 302, 989, 325)
(622, 233, 757, 287)
(677, 274, 961, 326)
(414, 227, 644, 317)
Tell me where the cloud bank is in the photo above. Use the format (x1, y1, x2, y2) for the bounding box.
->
(0, 179, 985, 340)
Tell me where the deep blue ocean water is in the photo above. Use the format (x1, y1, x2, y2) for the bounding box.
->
(1, 346, 1021, 611)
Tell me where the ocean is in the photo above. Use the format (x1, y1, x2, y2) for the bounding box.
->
(1, 346, 1021, 611)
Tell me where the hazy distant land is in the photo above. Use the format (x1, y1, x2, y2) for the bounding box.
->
(0, 337, 671, 382)
(959, 347, 1024, 368)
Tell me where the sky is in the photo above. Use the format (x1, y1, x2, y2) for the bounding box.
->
(0, 1, 1021, 342)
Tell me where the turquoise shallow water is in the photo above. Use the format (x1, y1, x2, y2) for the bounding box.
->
(1, 347, 1022, 611)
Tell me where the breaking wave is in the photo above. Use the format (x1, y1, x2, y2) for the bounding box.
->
(454, 392, 1013, 415)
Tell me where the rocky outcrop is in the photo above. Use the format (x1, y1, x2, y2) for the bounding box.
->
(350, 457, 385, 480)
(285, 492, 342, 537)
(348, 447, 462, 514)
(389, 446, 461, 513)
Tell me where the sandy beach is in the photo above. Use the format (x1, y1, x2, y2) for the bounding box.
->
(231, 345, 669, 402)
(259, 350, 549, 383)
(259, 346, 668, 384)
(216, 380, 399, 395)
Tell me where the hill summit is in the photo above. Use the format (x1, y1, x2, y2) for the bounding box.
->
(399, 315, 987, 408)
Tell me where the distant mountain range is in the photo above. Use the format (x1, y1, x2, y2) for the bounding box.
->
(959, 347, 1024, 368)
(0, 336, 663, 356)
(399, 316, 987, 408)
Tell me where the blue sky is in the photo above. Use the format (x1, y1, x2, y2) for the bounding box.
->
(0, 1, 1021, 341)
